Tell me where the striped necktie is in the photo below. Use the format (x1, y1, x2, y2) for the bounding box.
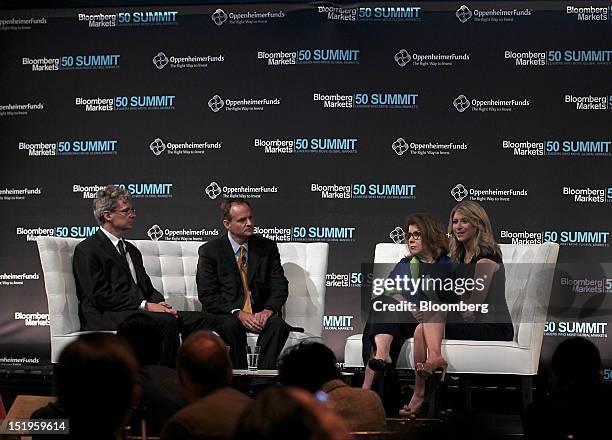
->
(238, 246, 252, 313)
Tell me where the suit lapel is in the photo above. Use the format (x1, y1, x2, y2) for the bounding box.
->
(222, 235, 243, 287)
(94, 230, 132, 276)
(246, 238, 259, 286)
(124, 241, 145, 286)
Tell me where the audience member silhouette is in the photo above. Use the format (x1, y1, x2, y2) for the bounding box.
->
(523, 337, 612, 439)
(117, 313, 188, 435)
(30, 333, 138, 440)
(161, 331, 250, 440)
(234, 385, 351, 440)
(278, 342, 386, 431)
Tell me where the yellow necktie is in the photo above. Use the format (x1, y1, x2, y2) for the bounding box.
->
(238, 246, 252, 313)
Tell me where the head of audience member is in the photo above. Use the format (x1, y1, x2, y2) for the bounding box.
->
(221, 197, 254, 244)
(448, 200, 500, 261)
(117, 313, 163, 366)
(278, 342, 342, 393)
(55, 333, 138, 435)
(234, 386, 351, 440)
(93, 184, 135, 236)
(405, 212, 449, 262)
(177, 331, 232, 401)
(551, 337, 602, 391)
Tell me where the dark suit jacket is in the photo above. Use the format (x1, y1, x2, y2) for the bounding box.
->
(160, 387, 251, 440)
(196, 234, 288, 315)
(73, 230, 164, 330)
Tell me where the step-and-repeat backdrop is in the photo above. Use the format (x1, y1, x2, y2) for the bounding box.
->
(0, 2, 610, 373)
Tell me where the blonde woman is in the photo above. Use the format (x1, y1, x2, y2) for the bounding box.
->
(443, 200, 513, 342)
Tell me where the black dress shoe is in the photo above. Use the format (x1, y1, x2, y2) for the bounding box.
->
(368, 358, 393, 372)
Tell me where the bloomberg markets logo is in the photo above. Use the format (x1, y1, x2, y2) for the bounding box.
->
(257, 49, 361, 66)
(394, 49, 470, 67)
(450, 183, 528, 203)
(543, 230, 610, 247)
(207, 94, 281, 113)
(323, 315, 354, 331)
(77, 11, 178, 28)
(453, 94, 530, 112)
(499, 230, 544, 245)
(15, 226, 55, 242)
(258, 49, 359, 66)
(22, 54, 120, 71)
(0, 16, 47, 31)
(313, 92, 418, 109)
(392, 137, 468, 156)
(251, 225, 356, 242)
(72, 183, 173, 199)
(564, 94, 611, 111)
(505, 49, 612, 66)
(544, 321, 608, 338)
(152, 51, 224, 70)
(19, 139, 118, 156)
(0, 102, 44, 117)
(560, 277, 612, 294)
(455, 4, 532, 23)
(0, 187, 42, 201)
(75, 95, 175, 112)
(317, 5, 421, 22)
(0, 272, 40, 287)
(211, 8, 285, 26)
(562, 186, 612, 203)
(503, 139, 610, 157)
(566, 5, 610, 21)
(311, 183, 416, 200)
(326, 272, 363, 288)
(14, 312, 49, 327)
(253, 137, 357, 154)
(204, 181, 278, 200)
(254, 226, 293, 242)
(149, 138, 222, 156)
(16, 225, 99, 242)
(146, 224, 219, 241)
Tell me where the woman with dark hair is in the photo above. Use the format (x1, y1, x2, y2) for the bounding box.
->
(362, 213, 451, 398)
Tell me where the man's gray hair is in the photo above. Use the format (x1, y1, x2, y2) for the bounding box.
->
(93, 185, 133, 225)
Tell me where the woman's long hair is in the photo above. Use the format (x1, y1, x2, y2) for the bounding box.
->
(447, 201, 501, 262)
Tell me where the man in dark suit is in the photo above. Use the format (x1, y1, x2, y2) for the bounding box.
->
(196, 198, 290, 369)
(73, 185, 213, 367)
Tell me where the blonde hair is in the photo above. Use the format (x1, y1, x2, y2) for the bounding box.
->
(448, 201, 501, 262)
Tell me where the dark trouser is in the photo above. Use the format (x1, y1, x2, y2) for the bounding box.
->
(215, 314, 290, 369)
(85, 310, 217, 368)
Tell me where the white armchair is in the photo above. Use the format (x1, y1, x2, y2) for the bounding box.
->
(36, 237, 328, 363)
(344, 242, 559, 404)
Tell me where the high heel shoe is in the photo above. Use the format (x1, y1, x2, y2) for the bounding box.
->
(398, 394, 424, 417)
(416, 357, 448, 382)
(367, 357, 393, 372)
